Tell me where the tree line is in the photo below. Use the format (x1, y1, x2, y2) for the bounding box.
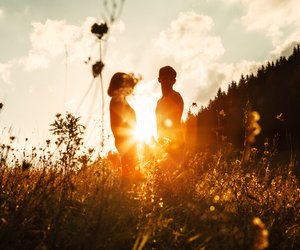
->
(185, 44, 300, 154)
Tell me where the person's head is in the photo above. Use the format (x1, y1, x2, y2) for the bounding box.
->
(158, 66, 177, 93)
(107, 72, 136, 97)
(159, 66, 177, 79)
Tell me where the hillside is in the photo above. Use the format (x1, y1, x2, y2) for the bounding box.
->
(186, 45, 300, 156)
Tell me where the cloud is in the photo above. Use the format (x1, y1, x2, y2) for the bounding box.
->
(154, 11, 226, 107)
(222, 0, 300, 43)
(155, 11, 224, 65)
(177, 59, 261, 109)
(0, 8, 3, 18)
(23, 17, 125, 71)
(23, 17, 124, 71)
(0, 60, 15, 84)
(159, 0, 298, 109)
(24, 19, 85, 70)
(221, 0, 300, 73)
(270, 32, 300, 59)
(153, 10, 275, 111)
(151, 5, 294, 117)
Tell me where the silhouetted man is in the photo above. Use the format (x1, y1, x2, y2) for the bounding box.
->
(156, 66, 184, 161)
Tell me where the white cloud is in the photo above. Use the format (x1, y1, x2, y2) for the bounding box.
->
(24, 52, 50, 70)
(24, 19, 82, 70)
(154, 11, 226, 107)
(177, 59, 262, 109)
(23, 17, 125, 71)
(220, 0, 300, 82)
(0, 61, 14, 84)
(222, 0, 300, 43)
(152, 10, 280, 110)
(270, 32, 300, 59)
(155, 11, 224, 65)
(23, 17, 95, 70)
(0, 8, 3, 18)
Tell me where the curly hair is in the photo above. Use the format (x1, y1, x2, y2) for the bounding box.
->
(107, 72, 136, 97)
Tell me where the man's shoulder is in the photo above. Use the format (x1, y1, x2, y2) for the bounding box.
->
(171, 90, 183, 103)
(172, 90, 182, 98)
(156, 95, 165, 104)
(157, 91, 183, 103)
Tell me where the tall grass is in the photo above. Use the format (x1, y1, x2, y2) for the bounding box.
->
(0, 112, 299, 249)
(0, 145, 299, 249)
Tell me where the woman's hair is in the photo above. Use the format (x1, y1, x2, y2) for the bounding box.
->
(107, 72, 126, 97)
(107, 72, 136, 97)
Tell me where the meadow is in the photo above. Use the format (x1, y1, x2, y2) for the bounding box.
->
(0, 112, 299, 250)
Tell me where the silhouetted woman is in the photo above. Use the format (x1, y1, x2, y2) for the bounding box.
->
(108, 72, 138, 179)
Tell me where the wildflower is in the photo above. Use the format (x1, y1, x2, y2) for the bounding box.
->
(91, 22, 108, 40)
(253, 217, 269, 250)
(92, 60, 105, 77)
(158, 197, 164, 208)
(276, 113, 284, 122)
(21, 160, 31, 171)
(1, 218, 7, 224)
(235, 159, 241, 165)
(219, 109, 226, 117)
(209, 205, 215, 212)
(247, 111, 261, 143)
(213, 195, 220, 202)
(243, 110, 261, 164)
(251, 147, 258, 153)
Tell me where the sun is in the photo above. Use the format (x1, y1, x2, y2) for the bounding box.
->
(133, 107, 156, 142)
(129, 89, 157, 143)
(134, 117, 155, 142)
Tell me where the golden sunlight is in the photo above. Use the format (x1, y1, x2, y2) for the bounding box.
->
(130, 87, 157, 143)
(133, 105, 156, 142)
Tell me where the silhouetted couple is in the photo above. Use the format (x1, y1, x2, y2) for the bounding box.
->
(108, 66, 184, 181)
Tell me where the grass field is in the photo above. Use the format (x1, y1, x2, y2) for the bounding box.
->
(0, 136, 299, 250)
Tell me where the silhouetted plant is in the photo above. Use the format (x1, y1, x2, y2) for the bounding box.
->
(91, 22, 109, 40)
(50, 112, 85, 171)
(242, 103, 261, 165)
(86, 0, 126, 153)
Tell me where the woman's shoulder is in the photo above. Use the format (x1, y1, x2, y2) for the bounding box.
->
(110, 97, 123, 110)
(110, 97, 124, 104)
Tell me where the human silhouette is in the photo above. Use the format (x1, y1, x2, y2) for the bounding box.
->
(108, 72, 138, 179)
(155, 66, 184, 161)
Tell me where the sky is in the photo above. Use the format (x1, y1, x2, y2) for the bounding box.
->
(0, 0, 300, 154)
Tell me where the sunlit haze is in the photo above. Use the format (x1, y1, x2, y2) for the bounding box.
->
(130, 80, 158, 142)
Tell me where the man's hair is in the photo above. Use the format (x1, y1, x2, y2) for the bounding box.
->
(159, 66, 177, 79)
